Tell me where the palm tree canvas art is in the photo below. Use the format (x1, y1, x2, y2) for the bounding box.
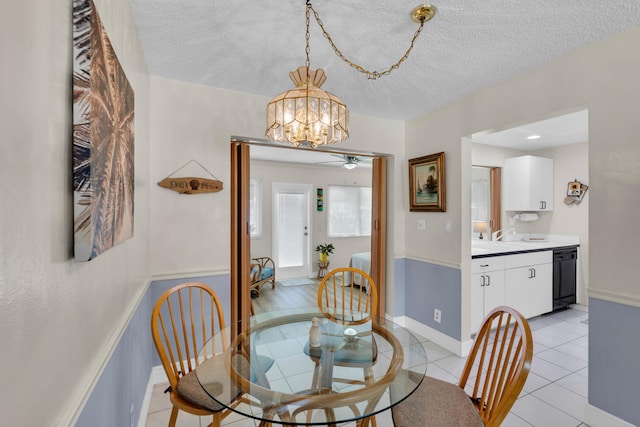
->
(73, 0, 135, 261)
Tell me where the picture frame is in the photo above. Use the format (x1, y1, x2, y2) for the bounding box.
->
(409, 152, 446, 212)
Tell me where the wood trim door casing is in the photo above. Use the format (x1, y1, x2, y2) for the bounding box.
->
(230, 142, 252, 327)
(370, 157, 387, 318)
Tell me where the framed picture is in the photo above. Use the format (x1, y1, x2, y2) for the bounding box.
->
(409, 152, 446, 212)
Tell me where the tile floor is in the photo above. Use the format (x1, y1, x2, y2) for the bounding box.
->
(146, 307, 589, 427)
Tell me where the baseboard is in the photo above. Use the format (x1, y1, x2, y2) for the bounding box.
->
(137, 366, 168, 427)
(584, 403, 636, 427)
(393, 315, 473, 357)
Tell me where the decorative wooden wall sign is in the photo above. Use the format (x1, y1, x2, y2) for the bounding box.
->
(157, 159, 223, 194)
(157, 177, 223, 194)
(72, 0, 135, 261)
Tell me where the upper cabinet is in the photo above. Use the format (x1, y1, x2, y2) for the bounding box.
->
(504, 155, 554, 211)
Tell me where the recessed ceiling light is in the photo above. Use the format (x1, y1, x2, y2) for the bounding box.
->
(527, 134, 541, 140)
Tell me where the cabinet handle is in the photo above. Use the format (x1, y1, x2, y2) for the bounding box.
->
(481, 275, 486, 287)
(486, 274, 491, 286)
(480, 264, 489, 268)
(532, 268, 536, 278)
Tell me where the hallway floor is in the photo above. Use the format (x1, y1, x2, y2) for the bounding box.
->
(146, 306, 589, 427)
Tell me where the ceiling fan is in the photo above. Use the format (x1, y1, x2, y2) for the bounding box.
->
(315, 154, 371, 169)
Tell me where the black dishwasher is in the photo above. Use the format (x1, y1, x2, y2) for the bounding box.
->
(553, 247, 577, 311)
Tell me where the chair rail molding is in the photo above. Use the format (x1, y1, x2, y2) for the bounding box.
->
(404, 253, 461, 270)
(588, 286, 640, 309)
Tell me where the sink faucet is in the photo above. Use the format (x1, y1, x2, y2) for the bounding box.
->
(492, 228, 516, 241)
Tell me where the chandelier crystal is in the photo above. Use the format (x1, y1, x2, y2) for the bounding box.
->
(266, 66, 349, 148)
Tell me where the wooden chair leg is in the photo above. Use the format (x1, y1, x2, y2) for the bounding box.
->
(211, 412, 222, 427)
(168, 407, 178, 427)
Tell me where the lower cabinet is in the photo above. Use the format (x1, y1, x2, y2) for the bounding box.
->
(471, 251, 553, 334)
(504, 251, 553, 319)
(471, 256, 505, 333)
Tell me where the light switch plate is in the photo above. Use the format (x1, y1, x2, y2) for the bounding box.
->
(417, 219, 426, 230)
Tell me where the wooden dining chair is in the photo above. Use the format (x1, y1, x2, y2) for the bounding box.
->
(391, 306, 533, 427)
(313, 267, 380, 425)
(151, 282, 242, 427)
(317, 267, 378, 324)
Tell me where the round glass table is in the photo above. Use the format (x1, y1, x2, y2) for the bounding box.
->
(196, 308, 427, 426)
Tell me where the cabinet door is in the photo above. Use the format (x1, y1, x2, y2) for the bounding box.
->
(470, 273, 486, 333)
(483, 270, 505, 317)
(504, 156, 554, 211)
(505, 263, 552, 319)
(504, 156, 531, 211)
(471, 271, 505, 333)
(531, 156, 554, 210)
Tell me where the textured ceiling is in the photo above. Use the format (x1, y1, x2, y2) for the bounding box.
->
(130, 0, 640, 121)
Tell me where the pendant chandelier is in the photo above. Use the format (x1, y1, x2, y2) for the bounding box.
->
(266, 2, 436, 148)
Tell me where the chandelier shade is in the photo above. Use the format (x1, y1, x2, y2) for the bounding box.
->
(266, 66, 349, 148)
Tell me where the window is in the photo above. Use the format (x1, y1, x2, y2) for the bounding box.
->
(249, 178, 262, 239)
(328, 185, 372, 237)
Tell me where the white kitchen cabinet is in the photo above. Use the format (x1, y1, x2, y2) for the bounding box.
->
(471, 257, 505, 333)
(504, 251, 553, 319)
(504, 155, 554, 211)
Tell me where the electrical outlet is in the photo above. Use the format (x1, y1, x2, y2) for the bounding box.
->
(434, 308, 442, 323)
(417, 219, 426, 230)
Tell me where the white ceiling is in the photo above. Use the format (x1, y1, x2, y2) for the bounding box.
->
(472, 109, 589, 151)
(129, 0, 640, 122)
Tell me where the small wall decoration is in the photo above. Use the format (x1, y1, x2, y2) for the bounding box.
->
(409, 152, 446, 212)
(72, 0, 135, 261)
(317, 188, 324, 211)
(564, 179, 588, 205)
(157, 160, 223, 195)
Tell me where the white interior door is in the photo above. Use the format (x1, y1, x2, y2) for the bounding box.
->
(272, 183, 311, 280)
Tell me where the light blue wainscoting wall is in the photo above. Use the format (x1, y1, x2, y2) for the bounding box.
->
(75, 274, 230, 427)
(588, 297, 640, 426)
(393, 258, 406, 316)
(403, 258, 461, 341)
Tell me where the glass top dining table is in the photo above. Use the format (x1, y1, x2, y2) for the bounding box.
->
(196, 307, 427, 426)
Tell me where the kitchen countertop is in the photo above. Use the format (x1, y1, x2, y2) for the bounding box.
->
(472, 234, 580, 258)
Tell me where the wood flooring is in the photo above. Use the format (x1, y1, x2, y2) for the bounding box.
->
(251, 279, 320, 314)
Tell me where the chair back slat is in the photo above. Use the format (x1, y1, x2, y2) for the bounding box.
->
(459, 306, 533, 427)
(151, 282, 227, 391)
(317, 267, 378, 324)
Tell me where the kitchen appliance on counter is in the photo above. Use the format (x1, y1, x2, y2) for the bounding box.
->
(553, 247, 577, 311)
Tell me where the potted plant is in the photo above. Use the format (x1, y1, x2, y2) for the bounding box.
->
(315, 243, 334, 263)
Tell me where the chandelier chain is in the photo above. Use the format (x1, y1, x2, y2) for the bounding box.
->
(307, 3, 426, 80)
(305, 3, 311, 72)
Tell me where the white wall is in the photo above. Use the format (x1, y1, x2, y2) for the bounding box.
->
(251, 160, 372, 273)
(406, 27, 640, 338)
(0, 0, 150, 425)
